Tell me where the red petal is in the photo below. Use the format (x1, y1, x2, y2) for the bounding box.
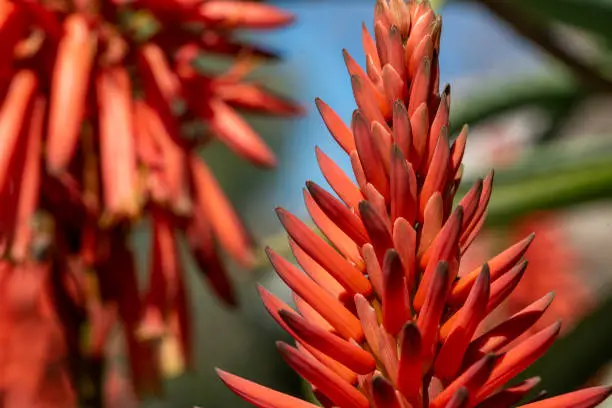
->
(382, 250, 410, 335)
(475, 321, 562, 403)
(371, 375, 401, 408)
(397, 322, 422, 400)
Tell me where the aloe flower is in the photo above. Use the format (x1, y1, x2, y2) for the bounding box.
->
(217, 1, 611, 407)
(0, 0, 300, 405)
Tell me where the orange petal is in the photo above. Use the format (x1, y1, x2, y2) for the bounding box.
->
(289, 239, 345, 299)
(185, 207, 236, 306)
(518, 386, 611, 408)
(97, 67, 139, 221)
(266, 247, 363, 341)
(353, 111, 389, 199)
(47, 14, 95, 174)
(217, 369, 318, 408)
(315, 98, 356, 154)
(392, 100, 412, 162)
(198, 1, 294, 29)
(279, 309, 376, 374)
(10, 96, 44, 261)
(390, 146, 417, 224)
(417, 262, 449, 360)
(276, 207, 371, 296)
(306, 181, 369, 246)
(431, 354, 497, 408)
(392, 217, 417, 292)
(208, 97, 277, 167)
(190, 156, 253, 267)
(315, 146, 363, 210)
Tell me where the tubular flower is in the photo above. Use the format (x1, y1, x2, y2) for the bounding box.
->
(217, 1, 611, 407)
(0, 0, 300, 405)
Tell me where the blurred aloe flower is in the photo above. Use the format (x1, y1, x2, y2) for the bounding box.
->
(217, 1, 611, 407)
(0, 0, 301, 406)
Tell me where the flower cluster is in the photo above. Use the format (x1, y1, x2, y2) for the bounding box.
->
(217, 1, 611, 407)
(0, 0, 299, 405)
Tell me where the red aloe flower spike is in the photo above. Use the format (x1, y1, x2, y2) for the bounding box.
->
(2, 0, 299, 401)
(46, 14, 96, 174)
(216, 1, 611, 407)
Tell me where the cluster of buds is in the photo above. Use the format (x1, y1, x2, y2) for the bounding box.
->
(217, 1, 611, 407)
(0, 0, 300, 405)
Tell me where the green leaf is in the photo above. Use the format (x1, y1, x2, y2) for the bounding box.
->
(450, 73, 581, 137)
(457, 138, 612, 226)
(513, 0, 612, 42)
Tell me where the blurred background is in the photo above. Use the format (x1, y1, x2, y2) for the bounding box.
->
(138, 0, 612, 406)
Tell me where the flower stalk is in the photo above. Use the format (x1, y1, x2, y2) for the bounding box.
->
(217, 1, 611, 407)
